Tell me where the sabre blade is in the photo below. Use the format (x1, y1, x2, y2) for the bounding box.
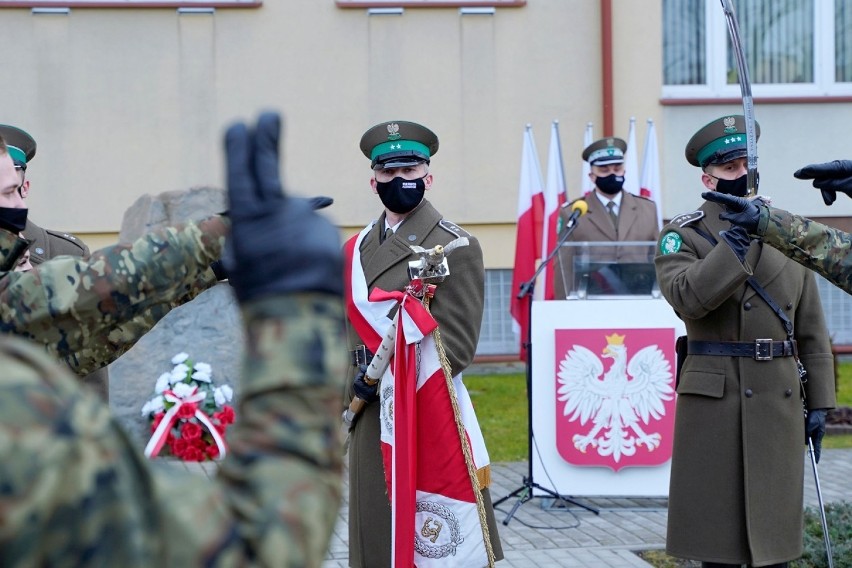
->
(720, 0, 758, 195)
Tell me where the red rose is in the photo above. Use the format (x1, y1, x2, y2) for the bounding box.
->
(180, 421, 202, 440)
(205, 443, 220, 459)
(183, 447, 205, 462)
(172, 437, 189, 456)
(177, 402, 198, 419)
(215, 405, 235, 426)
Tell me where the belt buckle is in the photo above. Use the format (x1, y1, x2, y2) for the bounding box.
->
(754, 339, 773, 361)
(352, 345, 368, 367)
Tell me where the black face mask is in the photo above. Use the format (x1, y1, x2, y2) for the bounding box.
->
(712, 172, 757, 197)
(0, 207, 27, 234)
(595, 174, 625, 196)
(375, 176, 426, 214)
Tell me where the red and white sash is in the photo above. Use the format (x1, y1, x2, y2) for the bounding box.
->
(344, 224, 494, 567)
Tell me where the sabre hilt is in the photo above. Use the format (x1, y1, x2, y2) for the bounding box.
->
(407, 237, 469, 282)
(342, 317, 398, 429)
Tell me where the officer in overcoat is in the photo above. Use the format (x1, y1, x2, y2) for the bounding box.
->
(655, 116, 835, 568)
(345, 120, 503, 567)
(553, 137, 659, 297)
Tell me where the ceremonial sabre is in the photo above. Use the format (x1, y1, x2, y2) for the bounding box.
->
(720, 0, 758, 196)
(342, 237, 469, 428)
(808, 438, 835, 568)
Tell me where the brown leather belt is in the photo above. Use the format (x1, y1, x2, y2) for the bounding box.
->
(350, 345, 373, 367)
(687, 339, 797, 361)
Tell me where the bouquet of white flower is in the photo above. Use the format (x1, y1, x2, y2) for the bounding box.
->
(141, 352, 235, 462)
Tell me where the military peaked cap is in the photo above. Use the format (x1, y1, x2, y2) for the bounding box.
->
(359, 120, 439, 170)
(0, 125, 36, 167)
(582, 137, 627, 166)
(685, 115, 761, 168)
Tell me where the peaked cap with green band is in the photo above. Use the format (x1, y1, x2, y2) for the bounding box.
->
(582, 137, 627, 166)
(359, 120, 439, 169)
(685, 115, 760, 168)
(0, 124, 36, 166)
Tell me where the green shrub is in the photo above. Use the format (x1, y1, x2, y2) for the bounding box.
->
(793, 501, 852, 567)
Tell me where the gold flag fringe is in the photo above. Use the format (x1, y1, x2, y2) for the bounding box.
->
(425, 296, 496, 568)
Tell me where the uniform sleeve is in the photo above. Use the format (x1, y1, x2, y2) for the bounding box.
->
(654, 226, 754, 320)
(0, 292, 346, 567)
(760, 206, 852, 294)
(65, 269, 220, 376)
(431, 235, 485, 376)
(0, 216, 227, 370)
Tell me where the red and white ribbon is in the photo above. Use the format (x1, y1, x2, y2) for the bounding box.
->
(144, 386, 228, 460)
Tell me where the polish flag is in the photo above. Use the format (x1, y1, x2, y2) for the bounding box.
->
(640, 119, 663, 230)
(510, 125, 544, 360)
(541, 120, 568, 301)
(623, 117, 641, 196)
(581, 122, 594, 194)
(344, 229, 495, 568)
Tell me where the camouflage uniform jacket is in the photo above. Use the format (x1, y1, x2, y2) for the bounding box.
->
(0, 217, 225, 375)
(0, 293, 346, 567)
(758, 205, 852, 294)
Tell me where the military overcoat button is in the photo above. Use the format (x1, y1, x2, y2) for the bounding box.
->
(785, 389, 793, 397)
(745, 389, 753, 398)
(786, 302, 793, 310)
(744, 302, 752, 311)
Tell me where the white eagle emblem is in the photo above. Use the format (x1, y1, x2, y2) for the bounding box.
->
(556, 333, 673, 462)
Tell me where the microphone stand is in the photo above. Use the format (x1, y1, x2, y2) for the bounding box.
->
(493, 215, 599, 525)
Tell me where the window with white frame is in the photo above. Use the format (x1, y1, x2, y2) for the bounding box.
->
(663, 0, 852, 98)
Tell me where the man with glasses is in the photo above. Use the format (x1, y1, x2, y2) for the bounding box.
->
(553, 136, 659, 298)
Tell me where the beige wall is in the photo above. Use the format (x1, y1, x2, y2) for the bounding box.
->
(3, 0, 850, 270)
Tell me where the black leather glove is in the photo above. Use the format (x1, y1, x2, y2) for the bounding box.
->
(223, 112, 343, 303)
(352, 364, 379, 403)
(210, 195, 334, 284)
(718, 225, 752, 263)
(701, 191, 761, 234)
(806, 408, 827, 463)
(794, 160, 852, 206)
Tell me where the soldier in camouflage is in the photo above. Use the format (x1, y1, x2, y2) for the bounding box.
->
(0, 111, 347, 566)
(703, 159, 852, 295)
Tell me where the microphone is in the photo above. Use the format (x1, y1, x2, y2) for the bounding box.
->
(564, 199, 588, 229)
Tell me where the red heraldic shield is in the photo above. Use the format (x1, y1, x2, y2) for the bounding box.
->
(554, 328, 676, 472)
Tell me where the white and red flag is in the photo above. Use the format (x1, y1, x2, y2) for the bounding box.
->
(344, 227, 495, 568)
(640, 119, 663, 230)
(541, 120, 568, 301)
(510, 125, 544, 359)
(581, 122, 594, 194)
(623, 117, 641, 196)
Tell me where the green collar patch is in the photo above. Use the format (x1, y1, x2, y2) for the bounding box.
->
(660, 232, 683, 255)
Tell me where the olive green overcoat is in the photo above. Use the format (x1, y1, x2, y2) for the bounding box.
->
(344, 199, 502, 567)
(655, 200, 835, 567)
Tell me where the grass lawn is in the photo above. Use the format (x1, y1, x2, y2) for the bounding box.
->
(466, 361, 852, 463)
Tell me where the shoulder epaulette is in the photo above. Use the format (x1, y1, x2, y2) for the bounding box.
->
(668, 210, 705, 228)
(45, 229, 88, 252)
(438, 219, 471, 238)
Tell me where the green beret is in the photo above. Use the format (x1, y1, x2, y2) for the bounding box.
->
(0, 125, 36, 167)
(685, 115, 760, 168)
(359, 120, 439, 170)
(582, 137, 626, 166)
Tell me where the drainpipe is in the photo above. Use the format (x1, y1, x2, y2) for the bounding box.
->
(601, 0, 614, 136)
